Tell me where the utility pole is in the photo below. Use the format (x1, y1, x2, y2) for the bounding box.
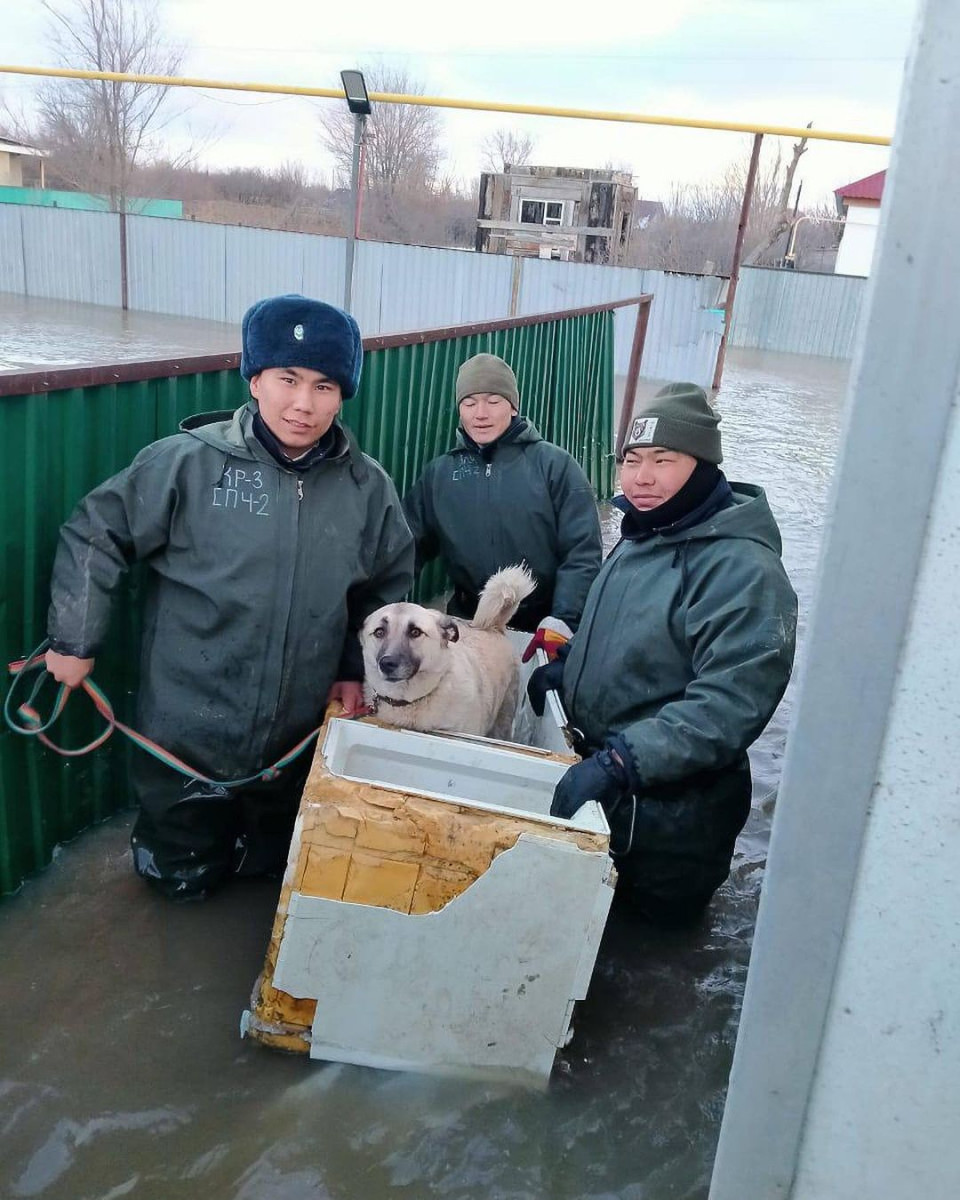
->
(711, 133, 763, 392)
(340, 70, 371, 314)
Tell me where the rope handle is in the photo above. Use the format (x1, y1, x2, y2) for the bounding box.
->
(5, 639, 323, 788)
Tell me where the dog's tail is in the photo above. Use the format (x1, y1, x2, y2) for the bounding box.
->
(471, 564, 536, 632)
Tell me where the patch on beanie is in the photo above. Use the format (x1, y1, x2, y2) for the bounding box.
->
(629, 416, 659, 444)
(293, 323, 304, 341)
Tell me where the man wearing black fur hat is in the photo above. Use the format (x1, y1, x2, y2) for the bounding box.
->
(403, 352, 602, 652)
(528, 382, 797, 926)
(44, 294, 414, 900)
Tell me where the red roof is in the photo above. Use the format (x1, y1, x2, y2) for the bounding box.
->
(835, 170, 886, 202)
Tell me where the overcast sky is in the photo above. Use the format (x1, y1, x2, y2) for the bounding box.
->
(2, 0, 920, 204)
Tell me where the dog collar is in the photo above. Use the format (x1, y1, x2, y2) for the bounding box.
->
(371, 692, 415, 712)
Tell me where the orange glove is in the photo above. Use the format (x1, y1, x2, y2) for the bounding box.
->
(521, 617, 573, 664)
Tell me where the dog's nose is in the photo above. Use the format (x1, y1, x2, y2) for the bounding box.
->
(377, 654, 401, 677)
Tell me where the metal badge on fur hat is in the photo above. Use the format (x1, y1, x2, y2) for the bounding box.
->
(240, 294, 363, 397)
(455, 353, 520, 410)
(622, 381, 722, 463)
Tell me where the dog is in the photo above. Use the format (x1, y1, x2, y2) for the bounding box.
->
(359, 565, 536, 739)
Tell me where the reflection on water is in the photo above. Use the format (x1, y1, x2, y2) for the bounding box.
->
(0, 347, 849, 1200)
(0, 292, 238, 372)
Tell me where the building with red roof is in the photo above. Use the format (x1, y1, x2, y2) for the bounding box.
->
(835, 170, 886, 205)
(834, 170, 886, 276)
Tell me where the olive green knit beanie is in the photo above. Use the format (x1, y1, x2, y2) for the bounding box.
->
(455, 354, 520, 410)
(622, 381, 722, 464)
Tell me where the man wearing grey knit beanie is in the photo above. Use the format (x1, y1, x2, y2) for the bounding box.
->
(528, 381, 798, 927)
(403, 352, 602, 646)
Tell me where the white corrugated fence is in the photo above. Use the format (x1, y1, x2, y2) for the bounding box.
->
(0, 204, 869, 381)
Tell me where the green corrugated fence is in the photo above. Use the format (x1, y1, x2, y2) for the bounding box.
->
(0, 301, 635, 896)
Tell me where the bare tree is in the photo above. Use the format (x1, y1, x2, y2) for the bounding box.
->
(628, 134, 825, 274)
(318, 65, 442, 192)
(480, 128, 536, 173)
(601, 159, 634, 177)
(0, 99, 36, 145)
(743, 125, 811, 265)
(35, 0, 183, 211)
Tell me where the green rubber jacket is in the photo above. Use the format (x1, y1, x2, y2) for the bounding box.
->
(562, 483, 798, 786)
(403, 421, 602, 630)
(47, 403, 414, 778)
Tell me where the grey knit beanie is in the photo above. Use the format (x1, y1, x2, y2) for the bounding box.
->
(455, 354, 519, 410)
(622, 382, 722, 464)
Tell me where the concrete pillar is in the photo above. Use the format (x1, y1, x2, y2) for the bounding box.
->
(709, 1, 960, 1195)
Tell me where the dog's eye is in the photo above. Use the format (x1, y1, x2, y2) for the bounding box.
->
(408, 626, 423, 638)
(372, 627, 386, 639)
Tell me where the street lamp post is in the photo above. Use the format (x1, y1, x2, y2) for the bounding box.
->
(340, 69, 371, 314)
(782, 213, 847, 269)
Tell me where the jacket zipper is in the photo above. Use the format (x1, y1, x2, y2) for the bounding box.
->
(484, 457, 496, 561)
(566, 544, 626, 717)
(266, 469, 303, 738)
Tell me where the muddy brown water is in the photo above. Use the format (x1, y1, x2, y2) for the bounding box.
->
(0, 346, 848, 1199)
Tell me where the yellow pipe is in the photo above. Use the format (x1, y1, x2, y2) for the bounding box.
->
(0, 63, 892, 147)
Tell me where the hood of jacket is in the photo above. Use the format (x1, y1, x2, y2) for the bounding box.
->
(629, 481, 784, 557)
(452, 416, 544, 454)
(179, 401, 360, 475)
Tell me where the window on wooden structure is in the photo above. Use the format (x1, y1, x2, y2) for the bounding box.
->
(520, 198, 565, 226)
(520, 199, 544, 224)
(620, 213, 630, 246)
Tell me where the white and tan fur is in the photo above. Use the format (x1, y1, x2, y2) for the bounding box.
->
(360, 565, 536, 739)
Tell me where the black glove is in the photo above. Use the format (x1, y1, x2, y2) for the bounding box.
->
(526, 642, 571, 716)
(550, 747, 630, 820)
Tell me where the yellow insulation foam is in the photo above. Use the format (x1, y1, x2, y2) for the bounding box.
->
(246, 717, 605, 1053)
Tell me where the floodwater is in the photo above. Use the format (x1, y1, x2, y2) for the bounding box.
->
(0, 292, 239, 372)
(0, 343, 849, 1200)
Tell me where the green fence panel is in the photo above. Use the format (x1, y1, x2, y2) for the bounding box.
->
(0, 309, 616, 896)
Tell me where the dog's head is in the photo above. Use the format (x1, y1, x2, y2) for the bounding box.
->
(360, 603, 461, 694)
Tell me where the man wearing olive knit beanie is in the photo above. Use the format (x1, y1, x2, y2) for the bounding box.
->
(528, 381, 798, 927)
(403, 352, 602, 646)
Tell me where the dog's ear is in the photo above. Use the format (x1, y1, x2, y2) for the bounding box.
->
(440, 618, 460, 644)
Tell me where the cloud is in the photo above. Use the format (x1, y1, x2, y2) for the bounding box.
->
(165, 0, 702, 59)
(7, 0, 911, 204)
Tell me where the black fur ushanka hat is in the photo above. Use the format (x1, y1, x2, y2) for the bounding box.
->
(240, 293, 363, 397)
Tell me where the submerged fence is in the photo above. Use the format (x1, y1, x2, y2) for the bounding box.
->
(729, 266, 867, 359)
(0, 204, 723, 384)
(0, 205, 873, 382)
(0, 297, 645, 896)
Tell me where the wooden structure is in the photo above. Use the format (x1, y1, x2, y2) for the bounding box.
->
(476, 165, 637, 265)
